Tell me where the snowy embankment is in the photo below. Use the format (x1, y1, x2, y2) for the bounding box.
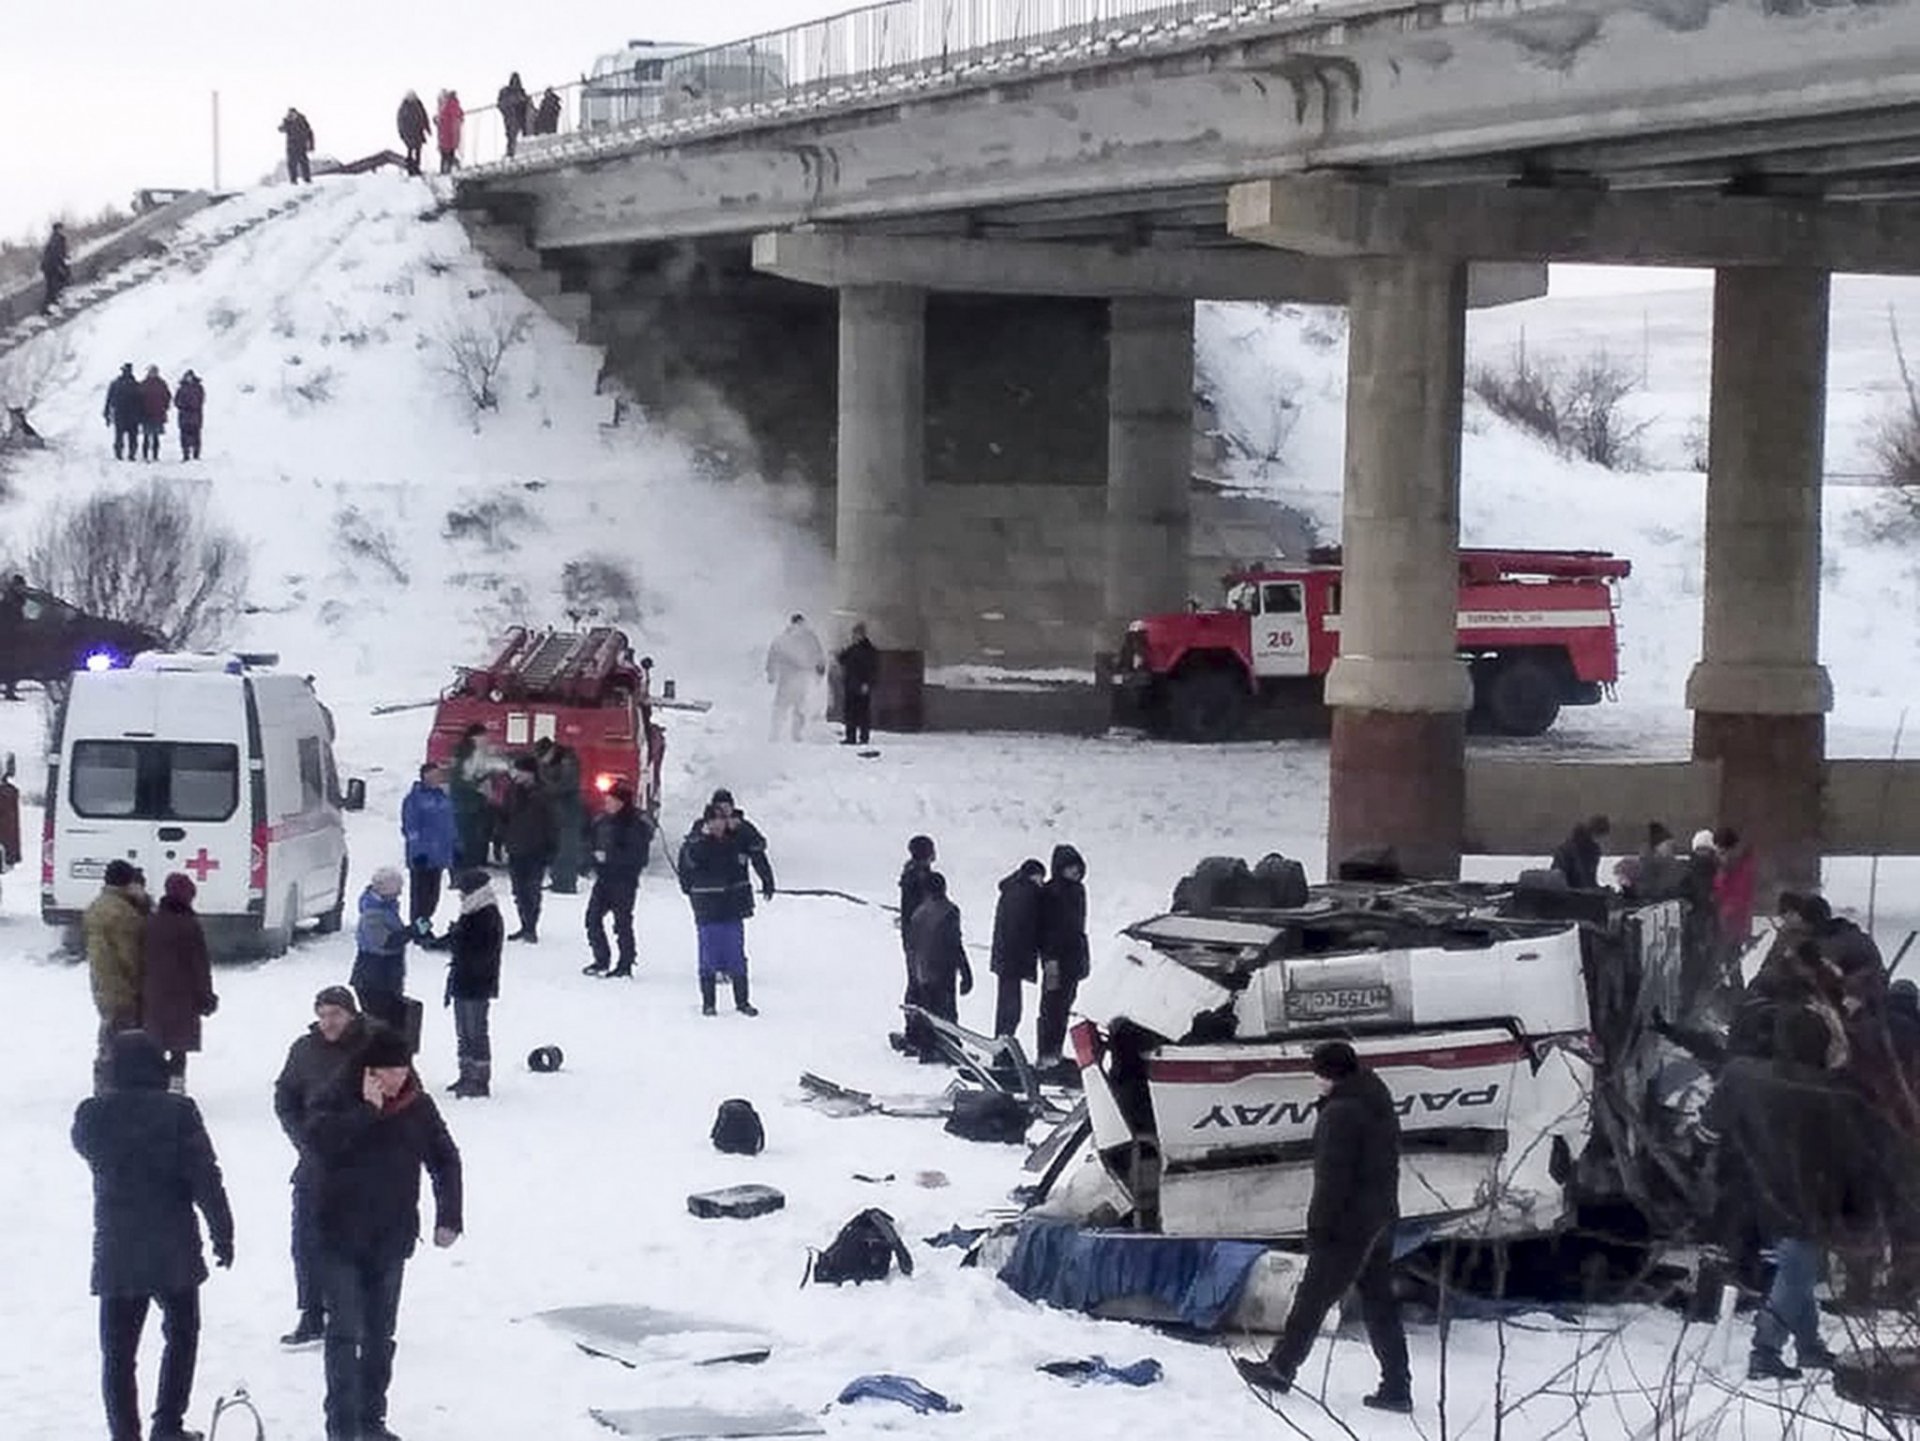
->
(0, 175, 1915, 1440)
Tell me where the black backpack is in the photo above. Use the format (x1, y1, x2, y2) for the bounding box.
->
(943, 1088, 1032, 1145)
(805, 1208, 914, 1286)
(710, 1098, 765, 1156)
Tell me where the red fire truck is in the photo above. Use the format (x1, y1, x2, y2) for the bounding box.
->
(421, 627, 686, 811)
(1113, 547, 1631, 741)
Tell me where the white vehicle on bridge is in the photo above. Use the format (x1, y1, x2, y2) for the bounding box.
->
(579, 39, 789, 131)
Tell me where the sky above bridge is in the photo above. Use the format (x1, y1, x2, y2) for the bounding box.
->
(4, 0, 833, 239)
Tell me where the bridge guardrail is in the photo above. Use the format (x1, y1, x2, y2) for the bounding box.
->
(456, 0, 1302, 171)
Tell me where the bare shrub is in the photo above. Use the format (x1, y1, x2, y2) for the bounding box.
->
(333, 506, 409, 584)
(1681, 415, 1710, 473)
(435, 305, 533, 413)
(1873, 308, 1920, 502)
(278, 361, 336, 407)
(23, 481, 250, 647)
(1470, 338, 1651, 470)
(443, 492, 537, 552)
(560, 555, 650, 625)
(205, 301, 244, 334)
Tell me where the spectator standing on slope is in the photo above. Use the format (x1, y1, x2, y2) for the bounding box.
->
(103, 363, 143, 462)
(137, 366, 170, 462)
(765, 613, 826, 742)
(280, 107, 315, 184)
(401, 763, 457, 934)
(436, 90, 464, 173)
(272, 986, 368, 1349)
(582, 781, 653, 978)
(174, 370, 205, 460)
(444, 869, 504, 1098)
(140, 873, 217, 1089)
(497, 72, 531, 158)
(303, 1028, 462, 1441)
(73, 1030, 234, 1441)
(396, 90, 431, 176)
(40, 221, 69, 312)
(836, 621, 880, 747)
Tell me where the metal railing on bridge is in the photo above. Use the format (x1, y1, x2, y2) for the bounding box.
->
(455, 0, 1302, 169)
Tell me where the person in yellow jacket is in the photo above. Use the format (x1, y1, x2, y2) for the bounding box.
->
(86, 861, 148, 1092)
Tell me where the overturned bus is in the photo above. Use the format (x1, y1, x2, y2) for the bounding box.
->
(1045, 870, 1728, 1247)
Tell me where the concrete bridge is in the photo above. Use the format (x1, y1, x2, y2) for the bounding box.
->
(461, 0, 1920, 888)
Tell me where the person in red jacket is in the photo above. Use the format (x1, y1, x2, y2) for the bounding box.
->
(436, 91, 464, 174)
(1713, 826, 1759, 984)
(138, 366, 171, 462)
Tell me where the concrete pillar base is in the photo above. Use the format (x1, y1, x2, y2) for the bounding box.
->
(1694, 711, 1824, 895)
(1329, 709, 1466, 881)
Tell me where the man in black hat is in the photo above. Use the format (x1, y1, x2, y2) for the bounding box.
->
(582, 782, 653, 978)
(1235, 1040, 1411, 1414)
(305, 1026, 462, 1441)
(74, 1030, 234, 1441)
(499, 755, 558, 942)
(272, 986, 368, 1347)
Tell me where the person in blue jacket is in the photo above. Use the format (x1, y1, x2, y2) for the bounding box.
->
(350, 868, 412, 1035)
(400, 763, 458, 934)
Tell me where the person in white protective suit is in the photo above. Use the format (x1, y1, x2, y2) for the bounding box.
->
(765, 613, 827, 741)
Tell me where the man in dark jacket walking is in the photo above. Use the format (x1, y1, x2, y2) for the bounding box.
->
(583, 782, 653, 977)
(281, 107, 315, 183)
(677, 799, 770, 1016)
(104, 363, 143, 461)
(1236, 1041, 1412, 1413)
(41, 221, 69, 312)
(906, 871, 972, 1037)
(444, 870, 504, 1097)
(74, 1030, 235, 1441)
(306, 1026, 462, 1441)
(400, 762, 457, 932)
(173, 370, 206, 459)
(1036, 844, 1090, 1068)
(396, 90, 431, 176)
(836, 622, 880, 746)
(273, 987, 367, 1347)
(497, 72, 531, 157)
(990, 858, 1046, 1042)
(1549, 813, 1610, 890)
(500, 756, 557, 941)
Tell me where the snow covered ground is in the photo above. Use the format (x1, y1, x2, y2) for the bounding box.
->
(1, 174, 1918, 1439)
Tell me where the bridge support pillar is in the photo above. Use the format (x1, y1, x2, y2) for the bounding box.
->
(1687, 267, 1833, 895)
(1105, 298, 1195, 635)
(836, 284, 927, 722)
(1325, 257, 1473, 881)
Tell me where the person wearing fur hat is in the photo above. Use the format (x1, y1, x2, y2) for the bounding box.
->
(304, 1025, 461, 1441)
(140, 873, 217, 1088)
(444, 871, 504, 1097)
(350, 868, 412, 1034)
(86, 858, 148, 1094)
(273, 987, 368, 1348)
(73, 1030, 234, 1441)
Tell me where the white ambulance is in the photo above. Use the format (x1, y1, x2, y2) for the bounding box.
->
(42, 653, 364, 956)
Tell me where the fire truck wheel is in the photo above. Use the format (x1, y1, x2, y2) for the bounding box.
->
(1483, 657, 1562, 737)
(1168, 668, 1247, 743)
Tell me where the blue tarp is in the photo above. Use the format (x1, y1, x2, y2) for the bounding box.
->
(1037, 1355, 1165, 1386)
(835, 1375, 962, 1413)
(997, 1219, 1266, 1330)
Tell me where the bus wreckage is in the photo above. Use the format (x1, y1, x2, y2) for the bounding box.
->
(1038, 865, 1729, 1247)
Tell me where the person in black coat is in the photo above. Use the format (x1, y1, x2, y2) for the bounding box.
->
(305, 1027, 462, 1441)
(836, 622, 881, 746)
(1236, 1041, 1411, 1413)
(676, 794, 773, 1015)
(497, 72, 531, 157)
(395, 90, 431, 176)
(896, 835, 938, 1052)
(444, 870, 505, 1097)
(41, 221, 69, 312)
(500, 756, 558, 942)
(1549, 813, 1610, 890)
(905, 872, 972, 1041)
(73, 1030, 234, 1441)
(280, 106, 315, 183)
(989, 858, 1046, 1042)
(583, 782, 654, 977)
(103, 363, 143, 462)
(1036, 844, 1090, 1067)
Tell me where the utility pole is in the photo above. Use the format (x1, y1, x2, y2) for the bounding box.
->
(211, 91, 222, 190)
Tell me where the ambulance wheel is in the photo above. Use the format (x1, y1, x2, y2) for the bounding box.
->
(1168, 669, 1246, 743)
(260, 888, 297, 958)
(1483, 657, 1561, 737)
(315, 858, 348, 934)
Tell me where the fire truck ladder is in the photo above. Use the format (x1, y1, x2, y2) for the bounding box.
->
(503, 627, 629, 703)
(512, 631, 593, 694)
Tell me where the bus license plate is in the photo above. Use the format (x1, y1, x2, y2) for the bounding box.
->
(1285, 984, 1393, 1020)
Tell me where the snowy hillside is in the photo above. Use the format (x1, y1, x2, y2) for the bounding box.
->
(0, 176, 1915, 1441)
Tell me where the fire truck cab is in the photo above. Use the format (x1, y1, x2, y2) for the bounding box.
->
(425, 627, 665, 812)
(1114, 546, 1631, 741)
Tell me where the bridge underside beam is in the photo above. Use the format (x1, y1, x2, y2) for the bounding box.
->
(752, 229, 1544, 305)
(1229, 176, 1920, 272)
